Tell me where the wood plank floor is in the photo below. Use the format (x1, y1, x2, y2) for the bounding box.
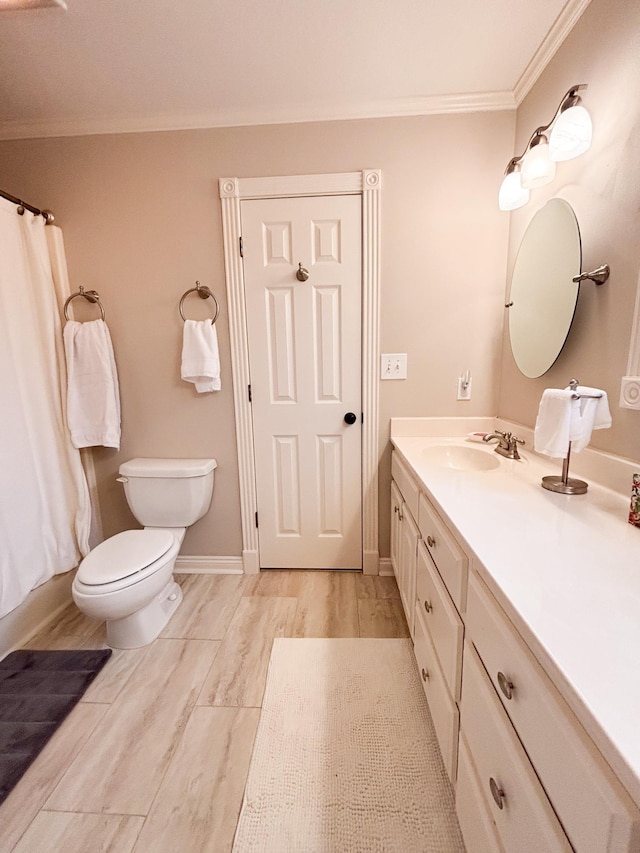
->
(0, 571, 407, 852)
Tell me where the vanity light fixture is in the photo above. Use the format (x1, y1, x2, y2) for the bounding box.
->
(499, 84, 592, 211)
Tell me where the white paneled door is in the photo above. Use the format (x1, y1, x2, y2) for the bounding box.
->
(242, 194, 362, 569)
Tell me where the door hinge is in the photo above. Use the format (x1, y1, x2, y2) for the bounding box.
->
(361, 412, 364, 424)
(255, 511, 259, 528)
(248, 384, 252, 402)
(239, 236, 244, 257)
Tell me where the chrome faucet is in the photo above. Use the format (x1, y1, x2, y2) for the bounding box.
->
(483, 430, 525, 460)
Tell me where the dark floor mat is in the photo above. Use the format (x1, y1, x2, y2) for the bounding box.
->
(0, 648, 111, 805)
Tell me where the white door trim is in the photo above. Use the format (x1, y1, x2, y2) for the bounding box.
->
(219, 170, 381, 575)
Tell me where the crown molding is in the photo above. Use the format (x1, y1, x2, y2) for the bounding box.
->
(0, 0, 593, 142)
(0, 91, 515, 141)
(514, 0, 593, 105)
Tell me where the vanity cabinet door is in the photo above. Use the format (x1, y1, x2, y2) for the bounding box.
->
(390, 480, 402, 575)
(456, 731, 503, 853)
(461, 641, 572, 853)
(397, 503, 418, 639)
(418, 492, 468, 612)
(413, 603, 459, 784)
(466, 571, 640, 853)
(416, 540, 463, 701)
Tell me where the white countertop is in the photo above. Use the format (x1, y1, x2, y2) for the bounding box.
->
(391, 428, 640, 805)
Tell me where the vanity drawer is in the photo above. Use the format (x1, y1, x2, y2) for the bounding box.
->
(413, 603, 459, 784)
(456, 731, 503, 853)
(416, 539, 463, 701)
(391, 452, 420, 522)
(466, 571, 640, 853)
(418, 492, 468, 612)
(461, 641, 572, 853)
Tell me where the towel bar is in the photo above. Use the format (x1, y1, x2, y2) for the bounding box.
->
(179, 281, 220, 325)
(63, 286, 105, 321)
(568, 377, 603, 400)
(541, 379, 603, 495)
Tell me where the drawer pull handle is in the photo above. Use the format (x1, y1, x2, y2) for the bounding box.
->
(421, 667, 429, 682)
(424, 600, 432, 614)
(394, 505, 399, 514)
(427, 535, 436, 548)
(489, 777, 505, 810)
(398, 511, 404, 521)
(497, 671, 515, 700)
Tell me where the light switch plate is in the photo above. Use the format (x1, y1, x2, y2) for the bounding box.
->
(381, 353, 407, 380)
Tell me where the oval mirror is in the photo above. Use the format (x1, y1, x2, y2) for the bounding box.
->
(508, 198, 581, 378)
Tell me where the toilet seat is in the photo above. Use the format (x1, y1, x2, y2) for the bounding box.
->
(76, 529, 177, 593)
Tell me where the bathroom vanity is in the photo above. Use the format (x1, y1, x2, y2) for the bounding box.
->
(390, 418, 640, 852)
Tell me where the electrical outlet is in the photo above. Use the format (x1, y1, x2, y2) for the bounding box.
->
(381, 353, 407, 380)
(457, 371, 472, 400)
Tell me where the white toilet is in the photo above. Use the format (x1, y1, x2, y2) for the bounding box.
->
(72, 457, 217, 649)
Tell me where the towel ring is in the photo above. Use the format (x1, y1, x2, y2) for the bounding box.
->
(63, 286, 105, 321)
(179, 281, 220, 325)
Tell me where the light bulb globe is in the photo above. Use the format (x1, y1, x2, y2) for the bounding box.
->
(498, 170, 530, 211)
(549, 105, 592, 162)
(521, 138, 556, 189)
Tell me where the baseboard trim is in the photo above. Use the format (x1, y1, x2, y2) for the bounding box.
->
(175, 556, 245, 574)
(379, 558, 394, 577)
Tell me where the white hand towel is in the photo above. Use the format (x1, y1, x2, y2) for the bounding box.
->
(566, 385, 612, 452)
(534, 389, 578, 458)
(63, 319, 121, 449)
(181, 319, 221, 393)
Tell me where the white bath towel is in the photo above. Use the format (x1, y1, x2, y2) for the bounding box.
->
(181, 319, 221, 393)
(63, 319, 121, 449)
(567, 385, 612, 452)
(534, 389, 578, 458)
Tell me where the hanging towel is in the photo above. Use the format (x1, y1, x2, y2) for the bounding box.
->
(181, 319, 221, 393)
(63, 319, 121, 449)
(566, 385, 612, 452)
(534, 389, 578, 458)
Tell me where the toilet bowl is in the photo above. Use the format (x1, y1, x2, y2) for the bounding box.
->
(72, 457, 217, 649)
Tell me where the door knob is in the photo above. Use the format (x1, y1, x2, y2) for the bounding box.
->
(296, 262, 309, 282)
(344, 412, 357, 425)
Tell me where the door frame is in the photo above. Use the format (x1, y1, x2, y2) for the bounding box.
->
(219, 170, 381, 575)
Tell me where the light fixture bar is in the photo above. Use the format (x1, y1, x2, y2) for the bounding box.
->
(508, 84, 588, 169)
(498, 84, 591, 211)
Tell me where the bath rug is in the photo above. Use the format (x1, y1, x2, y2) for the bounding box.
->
(0, 648, 112, 805)
(232, 638, 464, 853)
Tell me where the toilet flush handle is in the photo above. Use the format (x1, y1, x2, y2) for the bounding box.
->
(116, 476, 128, 483)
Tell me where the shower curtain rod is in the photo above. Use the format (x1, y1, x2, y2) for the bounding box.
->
(0, 187, 54, 223)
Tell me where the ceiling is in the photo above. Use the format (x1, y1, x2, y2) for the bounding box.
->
(0, 0, 590, 140)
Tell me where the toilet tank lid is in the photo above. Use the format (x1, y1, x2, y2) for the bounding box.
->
(119, 458, 218, 478)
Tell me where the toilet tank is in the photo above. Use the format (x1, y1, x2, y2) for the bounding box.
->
(118, 458, 217, 528)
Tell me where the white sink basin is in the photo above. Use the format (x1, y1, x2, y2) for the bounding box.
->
(419, 444, 501, 472)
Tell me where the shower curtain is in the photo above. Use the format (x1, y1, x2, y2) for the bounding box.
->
(0, 197, 91, 618)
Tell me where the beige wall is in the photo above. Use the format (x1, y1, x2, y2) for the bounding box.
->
(0, 113, 513, 560)
(5, 0, 638, 565)
(498, 0, 640, 463)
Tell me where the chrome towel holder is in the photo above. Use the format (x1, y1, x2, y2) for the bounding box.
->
(179, 281, 220, 325)
(63, 285, 105, 321)
(541, 378, 603, 496)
